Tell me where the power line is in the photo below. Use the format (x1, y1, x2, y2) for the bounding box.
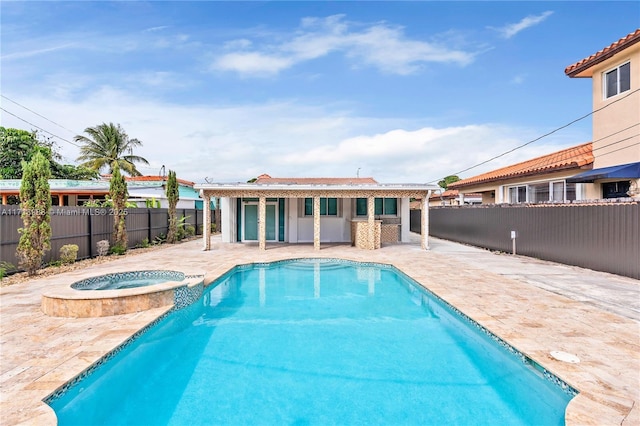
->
(0, 107, 82, 148)
(489, 129, 640, 180)
(426, 87, 640, 184)
(595, 139, 640, 159)
(439, 132, 639, 188)
(1, 95, 77, 134)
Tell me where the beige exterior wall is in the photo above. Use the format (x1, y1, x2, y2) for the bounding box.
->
(590, 42, 640, 169)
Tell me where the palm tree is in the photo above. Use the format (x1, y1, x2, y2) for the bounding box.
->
(75, 122, 149, 176)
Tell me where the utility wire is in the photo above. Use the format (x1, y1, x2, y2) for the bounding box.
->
(436, 132, 639, 189)
(426, 87, 640, 184)
(1, 95, 77, 134)
(0, 107, 82, 148)
(595, 139, 640, 159)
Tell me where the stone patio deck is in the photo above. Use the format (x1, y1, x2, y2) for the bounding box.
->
(1, 236, 638, 425)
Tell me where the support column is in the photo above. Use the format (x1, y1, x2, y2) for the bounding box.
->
(202, 192, 211, 251)
(2, 194, 7, 205)
(313, 196, 320, 251)
(367, 196, 375, 250)
(421, 191, 431, 250)
(259, 196, 266, 251)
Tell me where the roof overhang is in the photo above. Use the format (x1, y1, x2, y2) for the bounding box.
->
(566, 162, 640, 183)
(194, 182, 439, 198)
(565, 30, 640, 78)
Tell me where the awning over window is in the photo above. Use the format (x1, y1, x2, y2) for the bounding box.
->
(566, 162, 640, 183)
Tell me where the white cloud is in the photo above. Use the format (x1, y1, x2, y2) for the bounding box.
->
(213, 52, 294, 76)
(143, 26, 169, 33)
(223, 39, 253, 50)
(0, 88, 584, 185)
(0, 43, 77, 60)
(492, 11, 554, 39)
(212, 15, 476, 77)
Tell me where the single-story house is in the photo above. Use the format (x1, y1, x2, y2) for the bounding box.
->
(0, 175, 215, 209)
(0, 179, 110, 206)
(448, 142, 595, 204)
(194, 174, 439, 251)
(123, 176, 215, 209)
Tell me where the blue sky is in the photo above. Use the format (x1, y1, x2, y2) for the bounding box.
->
(1, 1, 639, 183)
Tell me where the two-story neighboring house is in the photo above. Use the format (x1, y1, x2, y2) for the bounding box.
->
(449, 30, 640, 203)
(565, 29, 640, 198)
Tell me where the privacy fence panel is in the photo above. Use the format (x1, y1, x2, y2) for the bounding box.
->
(0, 206, 218, 268)
(413, 203, 639, 279)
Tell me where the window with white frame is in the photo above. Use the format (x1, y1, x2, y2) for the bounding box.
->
(604, 61, 630, 99)
(508, 186, 527, 203)
(507, 181, 576, 203)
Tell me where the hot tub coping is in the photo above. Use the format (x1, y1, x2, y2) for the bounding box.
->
(41, 269, 205, 317)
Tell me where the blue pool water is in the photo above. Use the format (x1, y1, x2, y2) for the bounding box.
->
(49, 259, 574, 425)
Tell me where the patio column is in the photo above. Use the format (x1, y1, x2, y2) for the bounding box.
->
(313, 196, 320, 250)
(421, 190, 431, 250)
(202, 192, 211, 251)
(367, 196, 375, 250)
(258, 196, 266, 251)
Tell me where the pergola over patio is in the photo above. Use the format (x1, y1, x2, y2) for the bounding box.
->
(195, 181, 438, 251)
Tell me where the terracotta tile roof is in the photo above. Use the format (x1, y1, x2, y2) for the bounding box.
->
(565, 29, 640, 77)
(255, 174, 378, 185)
(448, 142, 593, 189)
(428, 190, 482, 200)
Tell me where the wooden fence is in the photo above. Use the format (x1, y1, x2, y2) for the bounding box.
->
(0, 206, 219, 267)
(411, 202, 640, 279)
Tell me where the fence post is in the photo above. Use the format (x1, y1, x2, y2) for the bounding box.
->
(148, 209, 152, 242)
(195, 207, 199, 235)
(88, 211, 94, 258)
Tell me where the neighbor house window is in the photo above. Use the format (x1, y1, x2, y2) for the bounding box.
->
(508, 186, 527, 203)
(528, 183, 550, 203)
(356, 198, 398, 216)
(304, 198, 337, 216)
(508, 181, 576, 203)
(604, 62, 630, 99)
(602, 181, 630, 199)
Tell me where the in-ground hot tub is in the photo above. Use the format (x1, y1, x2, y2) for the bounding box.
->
(71, 270, 186, 291)
(42, 270, 205, 318)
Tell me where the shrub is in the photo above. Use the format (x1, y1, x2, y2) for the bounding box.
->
(175, 215, 189, 241)
(59, 244, 79, 264)
(185, 224, 196, 237)
(166, 170, 179, 243)
(110, 167, 128, 252)
(210, 223, 217, 233)
(16, 151, 51, 275)
(97, 240, 110, 256)
(138, 238, 151, 248)
(0, 261, 15, 280)
(109, 244, 127, 255)
(153, 233, 166, 245)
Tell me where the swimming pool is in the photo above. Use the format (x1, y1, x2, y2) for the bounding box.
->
(47, 259, 575, 425)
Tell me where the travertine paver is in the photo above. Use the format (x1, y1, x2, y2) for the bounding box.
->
(1, 236, 638, 425)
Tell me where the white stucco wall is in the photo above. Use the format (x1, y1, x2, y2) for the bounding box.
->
(220, 197, 236, 243)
